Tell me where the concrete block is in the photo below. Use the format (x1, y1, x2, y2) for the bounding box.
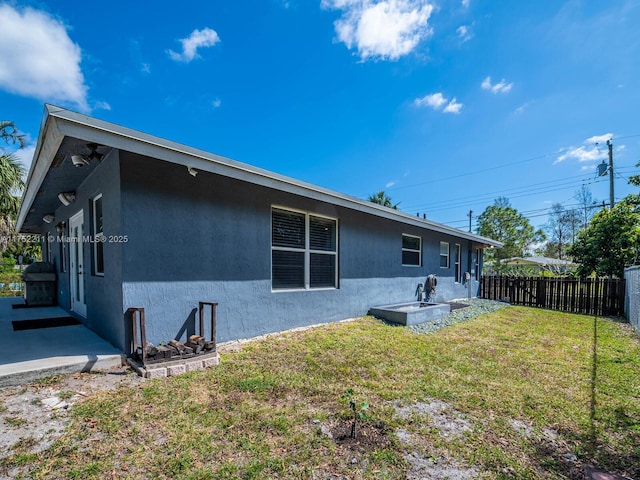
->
(185, 360, 204, 372)
(167, 364, 186, 376)
(203, 354, 220, 368)
(145, 367, 167, 379)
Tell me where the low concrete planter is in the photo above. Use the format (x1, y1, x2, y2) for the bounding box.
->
(369, 302, 451, 326)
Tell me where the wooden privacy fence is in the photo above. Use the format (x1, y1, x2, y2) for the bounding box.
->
(481, 276, 626, 317)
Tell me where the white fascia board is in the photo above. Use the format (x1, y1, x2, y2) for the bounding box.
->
(16, 112, 64, 231)
(37, 106, 503, 248)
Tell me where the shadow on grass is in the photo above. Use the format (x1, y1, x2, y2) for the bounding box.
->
(582, 316, 639, 479)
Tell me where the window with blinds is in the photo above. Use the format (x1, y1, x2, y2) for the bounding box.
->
(272, 207, 338, 290)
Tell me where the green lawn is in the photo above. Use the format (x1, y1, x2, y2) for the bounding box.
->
(4, 306, 640, 479)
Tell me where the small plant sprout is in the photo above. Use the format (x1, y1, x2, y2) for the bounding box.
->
(342, 389, 369, 439)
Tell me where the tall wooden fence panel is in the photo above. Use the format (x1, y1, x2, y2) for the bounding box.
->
(480, 276, 626, 317)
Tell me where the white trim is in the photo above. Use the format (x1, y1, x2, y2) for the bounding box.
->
(69, 210, 86, 317)
(401, 233, 422, 267)
(454, 243, 462, 283)
(271, 206, 338, 291)
(92, 194, 105, 276)
(440, 241, 450, 268)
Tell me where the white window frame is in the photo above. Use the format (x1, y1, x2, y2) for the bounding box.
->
(454, 243, 462, 283)
(271, 206, 338, 291)
(92, 194, 104, 276)
(440, 241, 450, 268)
(402, 234, 422, 267)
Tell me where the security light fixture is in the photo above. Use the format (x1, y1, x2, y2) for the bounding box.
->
(71, 143, 105, 167)
(188, 166, 198, 177)
(43, 214, 55, 224)
(71, 154, 90, 167)
(58, 192, 76, 206)
(55, 221, 66, 234)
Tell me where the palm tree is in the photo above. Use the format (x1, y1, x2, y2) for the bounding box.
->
(0, 153, 25, 251)
(0, 121, 25, 148)
(368, 191, 399, 209)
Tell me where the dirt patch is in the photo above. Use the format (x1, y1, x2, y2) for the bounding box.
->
(403, 452, 479, 480)
(331, 420, 391, 451)
(394, 399, 472, 440)
(390, 399, 482, 479)
(0, 364, 143, 476)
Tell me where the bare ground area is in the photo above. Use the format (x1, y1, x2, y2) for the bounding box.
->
(0, 365, 143, 476)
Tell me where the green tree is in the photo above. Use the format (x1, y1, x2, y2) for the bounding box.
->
(626, 160, 640, 206)
(0, 121, 25, 148)
(0, 154, 25, 251)
(368, 191, 398, 209)
(0, 121, 26, 252)
(476, 197, 546, 262)
(567, 201, 640, 278)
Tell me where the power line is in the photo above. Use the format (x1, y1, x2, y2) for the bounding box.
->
(410, 165, 638, 212)
(444, 199, 610, 229)
(407, 165, 639, 217)
(357, 152, 554, 197)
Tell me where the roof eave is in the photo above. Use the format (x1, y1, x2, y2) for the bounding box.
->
(18, 105, 504, 248)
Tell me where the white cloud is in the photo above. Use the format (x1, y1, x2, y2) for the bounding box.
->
(513, 102, 529, 115)
(414, 92, 463, 114)
(456, 25, 472, 42)
(585, 133, 612, 144)
(414, 92, 446, 109)
(461, 0, 470, 7)
(556, 146, 603, 163)
(141, 63, 151, 74)
(212, 98, 222, 108)
(321, 0, 434, 60)
(14, 145, 36, 175)
(168, 28, 221, 62)
(443, 98, 463, 113)
(93, 101, 111, 111)
(385, 180, 396, 188)
(0, 4, 89, 111)
(481, 76, 513, 94)
(555, 134, 613, 164)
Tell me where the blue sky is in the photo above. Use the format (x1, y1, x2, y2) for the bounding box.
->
(1, 0, 639, 233)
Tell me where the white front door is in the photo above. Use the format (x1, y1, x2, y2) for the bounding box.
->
(69, 211, 86, 317)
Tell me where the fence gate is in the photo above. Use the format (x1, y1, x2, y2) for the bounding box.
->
(480, 276, 626, 317)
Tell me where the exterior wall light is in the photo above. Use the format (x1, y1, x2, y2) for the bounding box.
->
(71, 154, 90, 167)
(58, 192, 76, 206)
(43, 214, 55, 223)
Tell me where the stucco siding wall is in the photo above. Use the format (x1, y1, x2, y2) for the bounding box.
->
(118, 153, 481, 348)
(44, 151, 124, 349)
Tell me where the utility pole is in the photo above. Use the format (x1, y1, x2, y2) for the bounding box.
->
(468, 210, 473, 233)
(607, 139, 614, 209)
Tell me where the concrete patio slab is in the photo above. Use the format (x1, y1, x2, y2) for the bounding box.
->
(0, 297, 124, 387)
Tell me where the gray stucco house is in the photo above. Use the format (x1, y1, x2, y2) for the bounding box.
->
(17, 105, 501, 352)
